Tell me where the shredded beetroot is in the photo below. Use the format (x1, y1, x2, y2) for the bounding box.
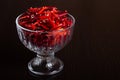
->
(18, 6, 73, 49)
(18, 6, 72, 31)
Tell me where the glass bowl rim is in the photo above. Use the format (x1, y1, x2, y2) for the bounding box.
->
(15, 13, 75, 33)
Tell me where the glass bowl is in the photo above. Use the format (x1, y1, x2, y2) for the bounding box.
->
(15, 13, 75, 75)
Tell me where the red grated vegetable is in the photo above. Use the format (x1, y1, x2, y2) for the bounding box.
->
(18, 6, 72, 31)
(18, 6, 73, 48)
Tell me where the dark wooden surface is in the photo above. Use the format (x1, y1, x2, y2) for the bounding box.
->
(0, 0, 120, 79)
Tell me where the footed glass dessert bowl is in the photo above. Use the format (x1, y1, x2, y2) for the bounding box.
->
(15, 6, 75, 75)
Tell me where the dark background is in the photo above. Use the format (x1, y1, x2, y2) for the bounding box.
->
(0, 0, 120, 79)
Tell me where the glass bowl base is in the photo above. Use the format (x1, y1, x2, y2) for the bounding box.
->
(28, 57, 64, 75)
